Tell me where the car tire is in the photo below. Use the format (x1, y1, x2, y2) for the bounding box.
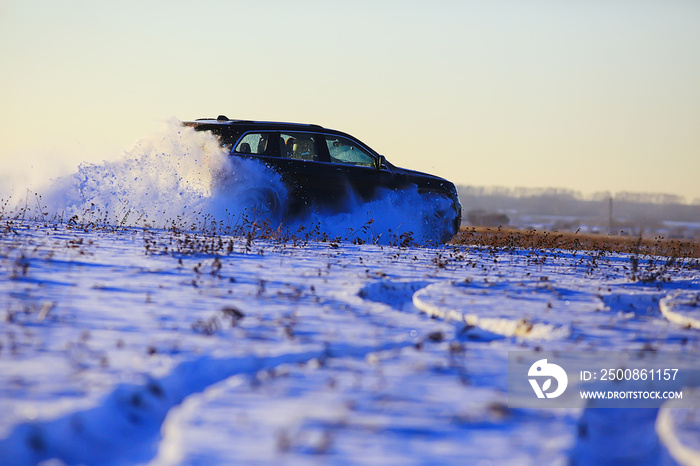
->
(419, 192, 460, 243)
(241, 187, 284, 223)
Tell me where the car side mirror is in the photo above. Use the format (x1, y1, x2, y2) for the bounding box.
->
(376, 155, 386, 170)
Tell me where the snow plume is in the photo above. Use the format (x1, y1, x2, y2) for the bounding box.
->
(289, 187, 455, 246)
(35, 121, 288, 230)
(7, 120, 455, 245)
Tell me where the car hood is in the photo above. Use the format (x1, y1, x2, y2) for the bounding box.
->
(391, 165, 458, 194)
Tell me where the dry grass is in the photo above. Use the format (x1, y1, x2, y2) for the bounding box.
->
(450, 226, 700, 259)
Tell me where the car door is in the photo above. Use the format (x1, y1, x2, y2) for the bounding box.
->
(322, 134, 394, 205)
(272, 131, 351, 214)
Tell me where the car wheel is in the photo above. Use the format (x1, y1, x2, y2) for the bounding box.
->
(241, 187, 284, 223)
(421, 194, 460, 243)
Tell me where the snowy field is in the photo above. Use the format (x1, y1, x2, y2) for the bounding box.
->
(1, 124, 699, 465)
(1, 220, 699, 465)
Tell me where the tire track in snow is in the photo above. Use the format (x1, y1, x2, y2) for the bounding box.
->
(356, 278, 625, 341)
(153, 351, 573, 465)
(656, 391, 700, 466)
(0, 338, 417, 465)
(660, 291, 700, 330)
(0, 351, 316, 465)
(411, 282, 573, 340)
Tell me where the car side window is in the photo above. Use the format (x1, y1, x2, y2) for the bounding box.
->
(279, 133, 319, 161)
(234, 133, 270, 155)
(325, 136, 375, 167)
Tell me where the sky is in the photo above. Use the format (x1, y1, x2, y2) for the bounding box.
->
(2, 0, 700, 202)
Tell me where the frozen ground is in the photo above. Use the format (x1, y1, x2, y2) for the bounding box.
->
(1, 124, 699, 465)
(0, 220, 699, 465)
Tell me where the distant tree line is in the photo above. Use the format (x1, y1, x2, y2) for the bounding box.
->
(457, 186, 700, 225)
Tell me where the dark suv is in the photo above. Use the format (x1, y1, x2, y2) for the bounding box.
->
(183, 116, 462, 242)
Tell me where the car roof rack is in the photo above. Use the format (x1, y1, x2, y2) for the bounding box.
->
(191, 117, 324, 129)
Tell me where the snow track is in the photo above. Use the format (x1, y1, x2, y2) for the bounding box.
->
(660, 291, 700, 330)
(0, 341, 428, 465)
(657, 392, 700, 466)
(412, 281, 574, 340)
(0, 351, 322, 465)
